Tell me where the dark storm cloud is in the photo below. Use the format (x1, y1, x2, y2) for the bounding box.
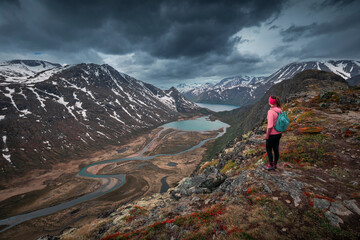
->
(153, 52, 262, 81)
(280, 23, 317, 42)
(0, 0, 285, 60)
(3, 0, 358, 87)
(272, 15, 360, 61)
(318, 0, 356, 7)
(269, 25, 280, 30)
(116, 49, 263, 87)
(280, 10, 360, 43)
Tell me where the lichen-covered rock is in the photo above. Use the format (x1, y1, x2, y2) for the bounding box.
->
(218, 171, 248, 194)
(314, 198, 331, 210)
(320, 91, 334, 100)
(170, 166, 226, 199)
(330, 202, 353, 216)
(253, 168, 306, 207)
(325, 211, 344, 228)
(343, 200, 360, 215)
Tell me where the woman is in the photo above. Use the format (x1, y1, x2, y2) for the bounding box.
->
(264, 95, 282, 171)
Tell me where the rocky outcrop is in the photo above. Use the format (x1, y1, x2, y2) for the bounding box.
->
(170, 166, 226, 199)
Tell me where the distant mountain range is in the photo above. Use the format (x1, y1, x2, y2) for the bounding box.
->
(180, 60, 360, 106)
(0, 60, 198, 178)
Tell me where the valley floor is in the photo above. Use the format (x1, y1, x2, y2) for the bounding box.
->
(0, 125, 222, 240)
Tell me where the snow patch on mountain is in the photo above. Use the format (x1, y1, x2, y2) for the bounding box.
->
(0, 60, 69, 85)
(266, 60, 360, 84)
(158, 95, 176, 110)
(2, 135, 11, 163)
(323, 61, 350, 79)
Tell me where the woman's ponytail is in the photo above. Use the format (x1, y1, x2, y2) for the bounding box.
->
(275, 96, 281, 108)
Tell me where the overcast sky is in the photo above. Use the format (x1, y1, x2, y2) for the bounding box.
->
(0, 0, 359, 88)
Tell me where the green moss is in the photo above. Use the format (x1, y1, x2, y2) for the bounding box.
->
(243, 147, 265, 158)
(280, 134, 332, 166)
(297, 110, 315, 123)
(221, 160, 238, 174)
(301, 134, 328, 142)
(199, 159, 219, 174)
(242, 131, 252, 139)
(329, 166, 350, 179)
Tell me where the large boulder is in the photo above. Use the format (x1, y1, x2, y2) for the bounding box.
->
(170, 166, 226, 200)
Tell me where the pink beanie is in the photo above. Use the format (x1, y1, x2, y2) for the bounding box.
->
(269, 96, 277, 105)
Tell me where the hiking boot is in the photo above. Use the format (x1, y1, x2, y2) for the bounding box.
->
(273, 161, 278, 169)
(263, 164, 275, 171)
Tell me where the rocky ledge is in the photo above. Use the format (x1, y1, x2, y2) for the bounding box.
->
(41, 82, 360, 239)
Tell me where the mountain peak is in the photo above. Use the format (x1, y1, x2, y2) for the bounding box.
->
(3, 59, 61, 68)
(169, 86, 179, 92)
(267, 60, 360, 83)
(0, 59, 66, 85)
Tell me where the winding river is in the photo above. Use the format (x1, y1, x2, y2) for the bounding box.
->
(0, 116, 229, 233)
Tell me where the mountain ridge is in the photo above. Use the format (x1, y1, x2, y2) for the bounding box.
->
(0, 61, 199, 179)
(182, 60, 360, 106)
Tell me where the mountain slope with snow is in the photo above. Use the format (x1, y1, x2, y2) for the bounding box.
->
(0, 61, 198, 178)
(266, 60, 360, 84)
(183, 76, 267, 106)
(0, 60, 68, 85)
(183, 60, 360, 106)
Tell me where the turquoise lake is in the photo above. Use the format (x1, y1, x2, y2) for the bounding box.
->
(162, 116, 229, 131)
(195, 102, 239, 112)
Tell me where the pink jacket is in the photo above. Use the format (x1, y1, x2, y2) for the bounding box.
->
(265, 106, 282, 139)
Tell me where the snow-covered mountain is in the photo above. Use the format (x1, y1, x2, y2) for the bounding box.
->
(266, 60, 360, 84)
(183, 76, 267, 106)
(0, 60, 68, 85)
(182, 60, 360, 106)
(176, 82, 215, 94)
(214, 76, 265, 88)
(0, 60, 198, 178)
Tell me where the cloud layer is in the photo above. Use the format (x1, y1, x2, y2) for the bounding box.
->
(0, 0, 359, 87)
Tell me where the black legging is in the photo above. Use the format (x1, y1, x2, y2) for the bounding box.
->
(266, 133, 282, 166)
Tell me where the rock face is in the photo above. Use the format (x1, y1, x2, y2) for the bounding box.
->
(182, 60, 360, 106)
(0, 61, 198, 179)
(347, 74, 360, 86)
